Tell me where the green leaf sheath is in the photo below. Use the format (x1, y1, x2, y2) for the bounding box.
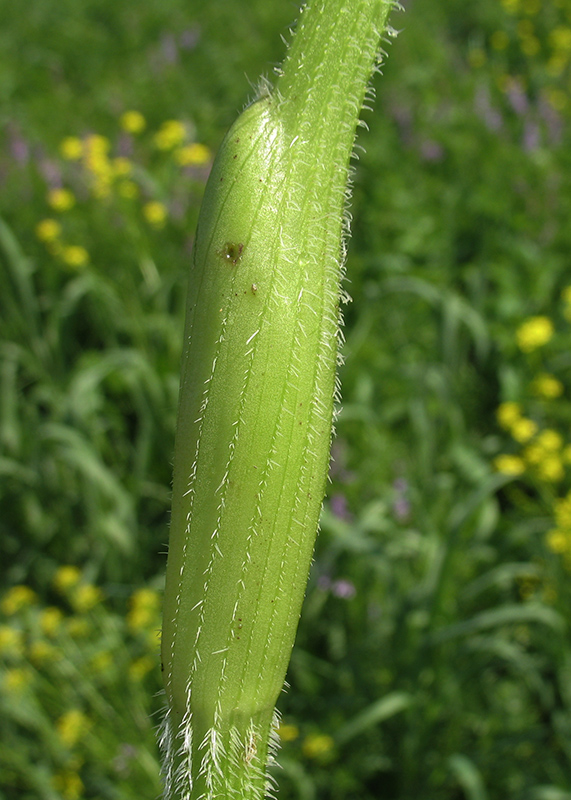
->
(160, 1, 394, 797)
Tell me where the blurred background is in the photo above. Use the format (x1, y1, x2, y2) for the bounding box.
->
(1, 0, 571, 797)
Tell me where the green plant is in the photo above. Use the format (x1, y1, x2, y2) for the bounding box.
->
(160, 1, 396, 797)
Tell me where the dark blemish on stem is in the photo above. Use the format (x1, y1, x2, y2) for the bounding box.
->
(219, 242, 244, 265)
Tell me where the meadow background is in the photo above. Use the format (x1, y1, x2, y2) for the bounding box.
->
(2, 0, 571, 797)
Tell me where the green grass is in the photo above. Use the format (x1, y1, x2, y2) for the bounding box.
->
(1, 0, 571, 798)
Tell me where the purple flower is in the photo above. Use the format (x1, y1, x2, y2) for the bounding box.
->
(330, 493, 352, 521)
(331, 579, 356, 600)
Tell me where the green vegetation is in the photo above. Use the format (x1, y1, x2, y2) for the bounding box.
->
(1, 0, 571, 798)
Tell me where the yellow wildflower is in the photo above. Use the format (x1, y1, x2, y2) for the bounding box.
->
(127, 588, 160, 631)
(36, 218, 62, 242)
(112, 156, 132, 177)
(56, 709, 91, 747)
(510, 417, 537, 443)
(53, 566, 82, 594)
(66, 617, 91, 638)
(536, 429, 563, 451)
(71, 584, 103, 613)
(516, 316, 554, 353)
(154, 120, 187, 150)
(120, 110, 146, 134)
(491, 30, 510, 50)
(128, 655, 156, 681)
(537, 455, 564, 483)
(550, 26, 571, 53)
(40, 606, 63, 636)
(0, 626, 24, 657)
(546, 528, 569, 554)
(496, 402, 522, 430)
(47, 188, 75, 212)
(520, 35, 540, 57)
(118, 179, 139, 199)
(28, 640, 59, 665)
(176, 142, 212, 166)
(2, 667, 32, 693)
(554, 494, 571, 529)
(52, 771, 84, 800)
(493, 454, 526, 476)
(546, 88, 568, 112)
(143, 200, 168, 227)
(277, 723, 299, 742)
(531, 373, 564, 399)
(61, 245, 89, 269)
(60, 137, 83, 160)
(84, 133, 110, 155)
(89, 651, 113, 674)
(302, 733, 335, 759)
(1, 585, 37, 615)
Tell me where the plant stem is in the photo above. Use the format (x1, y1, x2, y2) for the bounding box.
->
(160, 2, 395, 798)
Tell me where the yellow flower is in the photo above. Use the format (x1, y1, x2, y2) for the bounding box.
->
(496, 402, 522, 430)
(302, 733, 335, 759)
(84, 133, 110, 155)
(546, 528, 569, 554)
(493, 454, 525, 476)
(154, 120, 187, 150)
(47, 188, 76, 212)
(175, 142, 212, 166)
(491, 30, 510, 50)
(501, 0, 519, 12)
(2, 667, 32, 694)
(532, 373, 564, 399)
(120, 110, 146, 134)
(537, 455, 564, 483)
(0, 626, 24, 657)
(60, 137, 83, 160)
(516, 316, 554, 353)
(546, 88, 568, 112)
(536, 429, 563, 451)
(61, 245, 89, 269)
(143, 200, 168, 227)
(510, 417, 537, 443)
(89, 651, 113, 674)
(118, 179, 139, 199)
(66, 617, 91, 638)
(277, 723, 299, 742)
(550, 26, 571, 54)
(36, 218, 62, 242)
(54, 566, 82, 594)
(112, 156, 132, 176)
(52, 771, 84, 800)
(40, 606, 64, 636)
(127, 588, 160, 631)
(554, 494, 571, 529)
(520, 35, 540, 57)
(28, 640, 59, 665)
(1, 585, 37, 615)
(56, 709, 91, 747)
(71, 584, 103, 613)
(128, 655, 156, 681)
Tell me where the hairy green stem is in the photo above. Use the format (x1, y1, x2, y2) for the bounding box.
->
(160, 1, 395, 798)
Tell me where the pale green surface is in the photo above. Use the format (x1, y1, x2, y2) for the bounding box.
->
(161, 1, 395, 797)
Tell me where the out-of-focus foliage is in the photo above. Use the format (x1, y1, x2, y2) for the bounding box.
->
(1, 0, 571, 798)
